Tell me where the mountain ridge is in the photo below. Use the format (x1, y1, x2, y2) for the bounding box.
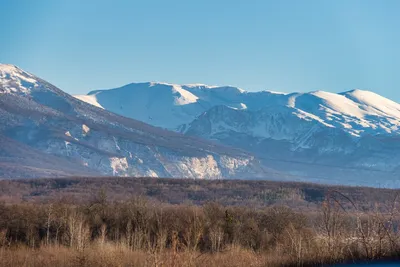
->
(75, 81, 400, 137)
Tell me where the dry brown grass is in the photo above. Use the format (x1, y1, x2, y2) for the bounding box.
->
(0, 244, 286, 267)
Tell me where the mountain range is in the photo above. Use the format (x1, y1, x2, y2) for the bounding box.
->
(76, 82, 400, 187)
(1, 64, 400, 187)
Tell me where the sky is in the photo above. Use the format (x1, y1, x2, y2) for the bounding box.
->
(1, 0, 400, 100)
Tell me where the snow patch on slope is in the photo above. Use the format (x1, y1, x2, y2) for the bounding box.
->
(75, 95, 104, 109)
(110, 157, 129, 175)
(170, 84, 199, 105)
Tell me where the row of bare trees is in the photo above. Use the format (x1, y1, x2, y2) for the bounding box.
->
(1, 191, 400, 265)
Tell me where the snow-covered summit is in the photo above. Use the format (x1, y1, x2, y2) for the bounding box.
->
(341, 89, 400, 119)
(279, 89, 400, 137)
(0, 64, 39, 94)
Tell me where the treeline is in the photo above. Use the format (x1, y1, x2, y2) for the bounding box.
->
(1, 189, 400, 266)
(0, 177, 398, 210)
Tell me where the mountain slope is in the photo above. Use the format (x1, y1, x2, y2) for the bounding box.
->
(0, 64, 267, 179)
(181, 95, 400, 187)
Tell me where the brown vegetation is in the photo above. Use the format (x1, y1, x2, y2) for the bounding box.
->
(1, 178, 400, 266)
(0, 177, 398, 209)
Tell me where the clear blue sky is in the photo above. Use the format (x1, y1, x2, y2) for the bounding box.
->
(1, 0, 400, 100)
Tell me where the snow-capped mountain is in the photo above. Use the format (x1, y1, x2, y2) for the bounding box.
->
(75, 82, 400, 136)
(76, 82, 400, 187)
(0, 64, 267, 179)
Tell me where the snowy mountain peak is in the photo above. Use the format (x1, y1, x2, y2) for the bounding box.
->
(0, 63, 21, 73)
(340, 89, 400, 117)
(0, 64, 39, 95)
(340, 89, 395, 105)
(341, 88, 377, 96)
(0, 63, 18, 71)
(0, 63, 33, 78)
